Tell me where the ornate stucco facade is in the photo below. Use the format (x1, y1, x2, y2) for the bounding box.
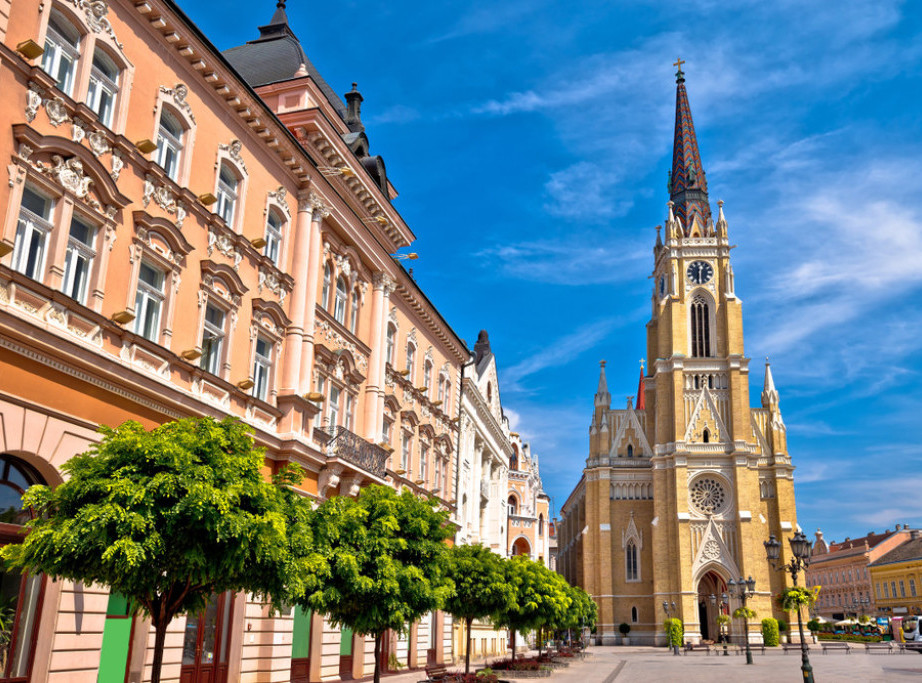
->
(0, 0, 492, 681)
(557, 66, 799, 646)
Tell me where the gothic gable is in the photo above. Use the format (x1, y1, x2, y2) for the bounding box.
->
(683, 385, 730, 443)
(692, 518, 740, 580)
(609, 404, 652, 457)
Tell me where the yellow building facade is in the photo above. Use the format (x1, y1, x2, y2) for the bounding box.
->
(557, 66, 798, 646)
(869, 533, 922, 621)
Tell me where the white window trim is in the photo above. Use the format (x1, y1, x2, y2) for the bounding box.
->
(12, 202, 53, 282)
(61, 214, 97, 304)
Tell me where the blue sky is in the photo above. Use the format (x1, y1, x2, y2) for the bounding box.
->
(186, 0, 922, 544)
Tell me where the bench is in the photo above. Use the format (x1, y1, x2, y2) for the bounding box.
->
(683, 643, 712, 655)
(735, 644, 765, 655)
(821, 642, 851, 654)
(902, 642, 922, 654)
(781, 643, 801, 653)
(423, 666, 460, 683)
(865, 642, 892, 654)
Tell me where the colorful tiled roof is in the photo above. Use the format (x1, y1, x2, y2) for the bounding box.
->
(669, 65, 712, 235)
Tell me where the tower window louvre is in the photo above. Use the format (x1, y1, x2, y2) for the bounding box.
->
(690, 294, 711, 357)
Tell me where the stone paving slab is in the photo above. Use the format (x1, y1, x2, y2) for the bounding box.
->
(543, 645, 922, 683)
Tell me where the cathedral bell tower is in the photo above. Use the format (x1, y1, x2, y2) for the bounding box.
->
(565, 62, 799, 647)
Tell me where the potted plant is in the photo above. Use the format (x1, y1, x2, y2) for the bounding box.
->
(807, 618, 821, 644)
(716, 614, 730, 642)
(618, 623, 631, 645)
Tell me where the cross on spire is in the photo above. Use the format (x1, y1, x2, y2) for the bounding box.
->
(673, 57, 685, 71)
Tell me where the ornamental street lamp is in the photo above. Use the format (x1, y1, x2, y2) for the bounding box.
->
(709, 593, 730, 654)
(853, 596, 870, 621)
(663, 601, 679, 655)
(765, 531, 815, 683)
(729, 576, 757, 665)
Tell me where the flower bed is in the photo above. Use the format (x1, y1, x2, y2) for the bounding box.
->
(818, 633, 882, 643)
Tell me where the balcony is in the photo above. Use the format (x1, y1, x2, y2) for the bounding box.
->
(316, 425, 389, 479)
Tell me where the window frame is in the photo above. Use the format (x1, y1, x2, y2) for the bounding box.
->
(41, 10, 82, 97)
(200, 301, 227, 376)
(215, 163, 239, 227)
(86, 47, 120, 128)
(333, 276, 347, 325)
(264, 209, 283, 266)
(386, 323, 397, 366)
(625, 540, 639, 582)
(61, 212, 97, 304)
(133, 260, 166, 343)
(12, 186, 54, 283)
(252, 335, 273, 402)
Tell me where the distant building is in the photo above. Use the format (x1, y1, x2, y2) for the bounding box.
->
(806, 526, 916, 620)
(868, 530, 922, 620)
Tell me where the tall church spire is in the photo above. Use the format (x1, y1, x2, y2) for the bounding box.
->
(669, 59, 712, 235)
(595, 361, 611, 408)
(762, 358, 780, 408)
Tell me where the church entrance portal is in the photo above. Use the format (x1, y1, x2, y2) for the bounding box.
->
(696, 571, 728, 643)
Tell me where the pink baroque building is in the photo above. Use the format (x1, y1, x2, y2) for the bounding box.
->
(0, 0, 473, 681)
(806, 526, 917, 620)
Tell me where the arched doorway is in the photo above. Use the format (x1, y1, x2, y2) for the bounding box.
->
(511, 537, 531, 557)
(696, 570, 728, 642)
(0, 454, 46, 682)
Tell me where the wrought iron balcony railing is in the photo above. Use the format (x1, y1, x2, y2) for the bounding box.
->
(317, 425, 389, 479)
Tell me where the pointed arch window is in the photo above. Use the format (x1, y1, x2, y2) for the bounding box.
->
(690, 294, 711, 357)
(631, 606, 638, 623)
(626, 444, 634, 458)
(626, 540, 639, 581)
(508, 495, 518, 517)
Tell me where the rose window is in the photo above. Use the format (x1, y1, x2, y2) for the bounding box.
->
(689, 477, 727, 515)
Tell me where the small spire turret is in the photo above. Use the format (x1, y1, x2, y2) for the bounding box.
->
(762, 358, 780, 408)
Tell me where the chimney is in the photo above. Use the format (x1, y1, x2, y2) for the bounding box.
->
(344, 83, 365, 134)
(911, 530, 921, 541)
(896, 524, 902, 531)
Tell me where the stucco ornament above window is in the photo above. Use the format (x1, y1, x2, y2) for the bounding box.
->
(159, 84, 195, 123)
(67, 0, 124, 51)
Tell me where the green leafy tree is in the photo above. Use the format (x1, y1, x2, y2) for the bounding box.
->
(558, 585, 597, 642)
(444, 544, 514, 673)
(304, 484, 453, 683)
(664, 618, 684, 648)
(492, 556, 570, 661)
(0, 418, 323, 683)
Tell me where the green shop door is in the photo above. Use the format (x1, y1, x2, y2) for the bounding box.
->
(290, 607, 311, 683)
(338, 626, 353, 679)
(97, 592, 133, 683)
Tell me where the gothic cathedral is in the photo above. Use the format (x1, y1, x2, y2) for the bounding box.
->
(557, 65, 798, 645)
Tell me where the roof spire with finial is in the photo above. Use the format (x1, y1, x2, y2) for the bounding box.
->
(762, 357, 780, 408)
(344, 82, 365, 133)
(669, 58, 712, 236)
(595, 360, 611, 408)
(636, 359, 646, 411)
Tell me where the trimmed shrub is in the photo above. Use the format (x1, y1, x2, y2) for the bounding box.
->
(807, 619, 821, 633)
(762, 618, 780, 647)
(619, 623, 631, 636)
(664, 618, 684, 647)
(777, 619, 789, 634)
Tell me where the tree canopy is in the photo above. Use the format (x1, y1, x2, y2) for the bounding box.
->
(1, 417, 324, 683)
(444, 543, 515, 672)
(304, 484, 453, 683)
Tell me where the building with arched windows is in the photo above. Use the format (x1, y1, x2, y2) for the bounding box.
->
(556, 65, 799, 646)
(0, 0, 488, 680)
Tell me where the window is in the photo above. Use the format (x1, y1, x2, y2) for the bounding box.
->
(381, 417, 392, 445)
(314, 377, 326, 428)
(264, 210, 283, 265)
(910, 579, 917, 597)
(344, 394, 354, 431)
(401, 434, 411, 473)
(216, 163, 238, 225)
(42, 11, 81, 96)
(434, 454, 441, 489)
(420, 444, 429, 484)
(510, 446, 518, 471)
(900, 580, 906, 598)
(631, 606, 638, 623)
(406, 342, 416, 380)
(424, 360, 432, 391)
(252, 337, 272, 401)
(626, 541, 638, 581)
(62, 215, 96, 304)
(133, 261, 165, 342)
(508, 495, 517, 516)
(883, 583, 889, 599)
(200, 304, 226, 374)
(437, 375, 445, 403)
(328, 386, 341, 428)
(322, 263, 332, 309)
(154, 109, 184, 181)
(333, 277, 347, 324)
(349, 290, 359, 334)
(13, 187, 53, 281)
(86, 49, 119, 127)
(690, 294, 711, 357)
(386, 324, 396, 365)
(891, 581, 897, 599)
(702, 428, 710, 443)
(626, 444, 634, 458)
(539, 514, 544, 536)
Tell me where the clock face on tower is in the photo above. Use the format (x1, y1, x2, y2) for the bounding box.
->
(686, 260, 714, 285)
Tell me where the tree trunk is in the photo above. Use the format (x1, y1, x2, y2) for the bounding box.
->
(374, 631, 383, 683)
(510, 629, 516, 663)
(465, 617, 473, 674)
(150, 618, 169, 683)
